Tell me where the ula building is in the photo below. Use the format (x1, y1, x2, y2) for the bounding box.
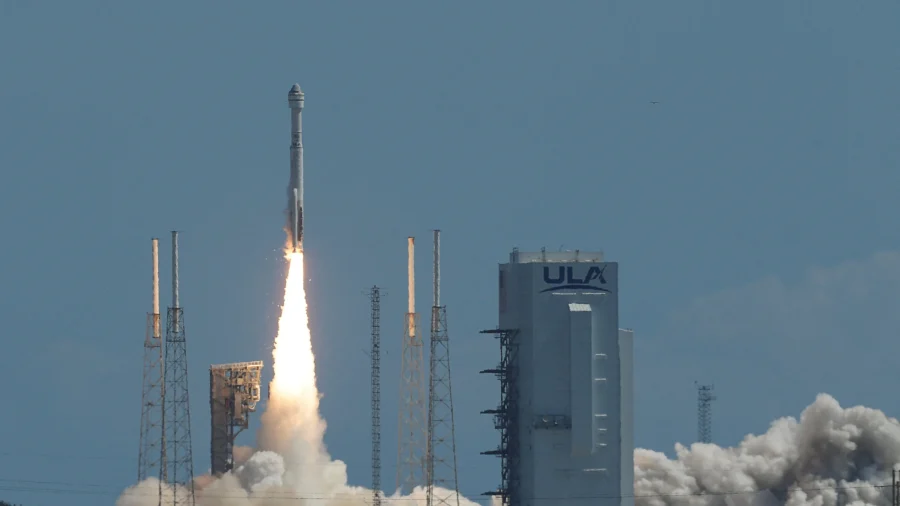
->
(482, 249, 634, 506)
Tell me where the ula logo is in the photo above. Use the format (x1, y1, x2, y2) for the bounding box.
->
(540, 265, 609, 293)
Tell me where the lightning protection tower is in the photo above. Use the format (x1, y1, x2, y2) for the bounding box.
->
(369, 286, 383, 506)
(162, 231, 196, 506)
(892, 469, 900, 506)
(138, 238, 166, 483)
(426, 230, 460, 506)
(696, 382, 716, 444)
(210, 361, 263, 475)
(397, 236, 427, 494)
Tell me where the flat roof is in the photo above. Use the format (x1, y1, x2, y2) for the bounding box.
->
(508, 248, 604, 263)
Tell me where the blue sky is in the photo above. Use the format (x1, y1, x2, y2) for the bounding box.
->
(1, 1, 899, 504)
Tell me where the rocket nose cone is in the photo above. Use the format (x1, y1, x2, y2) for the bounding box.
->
(290, 83, 302, 94)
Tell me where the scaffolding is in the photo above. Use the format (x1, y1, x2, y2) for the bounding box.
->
(210, 361, 263, 475)
(479, 328, 520, 506)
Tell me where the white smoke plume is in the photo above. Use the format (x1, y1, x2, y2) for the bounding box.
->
(636, 394, 900, 506)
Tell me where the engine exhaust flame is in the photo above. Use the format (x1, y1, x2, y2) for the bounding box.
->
(265, 251, 321, 433)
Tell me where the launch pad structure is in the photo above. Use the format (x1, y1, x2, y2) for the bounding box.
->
(163, 231, 197, 506)
(138, 238, 165, 484)
(210, 361, 264, 476)
(426, 230, 461, 506)
(397, 237, 427, 494)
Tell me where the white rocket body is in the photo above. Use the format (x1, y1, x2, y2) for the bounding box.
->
(288, 83, 304, 251)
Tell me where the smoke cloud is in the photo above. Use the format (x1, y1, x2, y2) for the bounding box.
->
(635, 394, 900, 506)
(118, 392, 900, 506)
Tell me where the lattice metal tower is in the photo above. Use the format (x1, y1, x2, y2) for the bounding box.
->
(892, 469, 900, 506)
(480, 328, 520, 506)
(426, 230, 460, 506)
(162, 231, 196, 506)
(138, 238, 166, 483)
(397, 236, 427, 494)
(210, 361, 263, 475)
(369, 286, 383, 506)
(696, 382, 716, 444)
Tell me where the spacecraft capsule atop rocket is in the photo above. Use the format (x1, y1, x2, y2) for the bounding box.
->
(288, 83, 304, 251)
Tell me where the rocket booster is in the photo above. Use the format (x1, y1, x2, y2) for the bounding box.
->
(287, 83, 304, 252)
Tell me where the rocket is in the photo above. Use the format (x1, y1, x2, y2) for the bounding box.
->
(287, 83, 304, 252)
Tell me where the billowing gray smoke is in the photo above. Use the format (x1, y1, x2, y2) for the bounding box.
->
(635, 394, 900, 506)
(118, 393, 900, 506)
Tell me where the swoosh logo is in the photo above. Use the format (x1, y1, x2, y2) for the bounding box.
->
(540, 284, 610, 293)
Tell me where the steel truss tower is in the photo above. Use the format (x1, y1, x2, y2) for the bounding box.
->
(397, 236, 427, 494)
(480, 328, 520, 506)
(426, 230, 460, 506)
(892, 469, 900, 506)
(139, 238, 166, 483)
(210, 361, 263, 475)
(369, 286, 383, 506)
(696, 382, 716, 444)
(162, 231, 196, 506)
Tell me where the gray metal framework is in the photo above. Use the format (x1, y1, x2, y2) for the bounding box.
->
(426, 230, 460, 506)
(369, 286, 383, 506)
(162, 231, 195, 506)
(426, 305, 460, 506)
(397, 312, 426, 493)
(696, 382, 716, 444)
(139, 239, 165, 484)
(210, 361, 263, 476)
(892, 470, 900, 506)
(139, 311, 165, 482)
(397, 237, 426, 494)
(480, 328, 520, 506)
